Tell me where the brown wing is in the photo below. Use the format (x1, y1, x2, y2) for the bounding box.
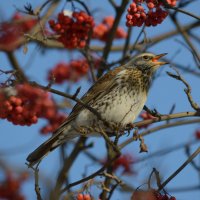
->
(26, 66, 124, 165)
(57, 66, 124, 129)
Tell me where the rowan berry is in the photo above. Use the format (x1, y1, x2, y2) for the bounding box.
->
(49, 11, 94, 49)
(126, 0, 176, 27)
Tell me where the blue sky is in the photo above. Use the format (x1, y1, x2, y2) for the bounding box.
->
(0, 0, 200, 200)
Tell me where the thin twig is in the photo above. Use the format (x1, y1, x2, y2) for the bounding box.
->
(185, 145, 200, 171)
(122, 27, 132, 58)
(60, 166, 106, 193)
(51, 137, 87, 199)
(120, 117, 200, 149)
(158, 147, 200, 191)
(130, 25, 145, 54)
(29, 81, 109, 126)
(27, 162, 43, 200)
(169, 14, 200, 65)
(134, 138, 199, 164)
(167, 69, 200, 111)
(162, 0, 200, 20)
(97, 0, 129, 77)
(11, 21, 200, 53)
(99, 127, 121, 156)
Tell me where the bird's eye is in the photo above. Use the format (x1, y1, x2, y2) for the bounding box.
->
(143, 55, 149, 60)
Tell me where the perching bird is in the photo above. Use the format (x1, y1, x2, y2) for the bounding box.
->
(27, 52, 168, 165)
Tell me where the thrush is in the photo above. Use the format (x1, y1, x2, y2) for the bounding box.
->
(27, 52, 168, 165)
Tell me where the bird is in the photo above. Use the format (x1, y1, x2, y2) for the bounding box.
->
(27, 52, 168, 165)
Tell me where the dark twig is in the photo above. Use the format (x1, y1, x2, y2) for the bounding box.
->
(6, 52, 28, 82)
(51, 137, 87, 199)
(12, 21, 200, 53)
(99, 127, 121, 156)
(72, 86, 81, 99)
(185, 145, 200, 171)
(100, 130, 121, 200)
(82, 49, 97, 82)
(68, 0, 91, 16)
(97, 0, 129, 77)
(167, 69, 200, 111)
(148, 168, 162, 189)
(60, 166, 105, 193)
(104, 172, 122, 200)
(122, 27, 132, 58)
(60, 154, 120, 194)
(29, 81, 109, 126)
(108, 0, 117, 9)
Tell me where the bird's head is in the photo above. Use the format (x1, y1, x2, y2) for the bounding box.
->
(126, 52, 168, 73)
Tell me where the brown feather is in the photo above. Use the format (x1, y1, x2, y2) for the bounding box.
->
(26, 66, 124, 165)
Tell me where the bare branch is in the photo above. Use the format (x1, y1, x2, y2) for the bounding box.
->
(120, 117, 200, 149)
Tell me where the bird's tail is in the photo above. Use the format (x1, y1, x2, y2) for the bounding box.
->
(26, 124, 75, 166)
(26, 133, 63, 166)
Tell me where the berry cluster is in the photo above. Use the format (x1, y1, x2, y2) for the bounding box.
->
(0, 170, 28, 200)
(0, 88, 38, 126)
(155, 192, 176, 200)
(93, 16, 127, 41)
(48, 62, 71, 84)
(132, 190, 176, 200)
(48, 58, 100, 84)
(49, 11, 94, 49)
(76, 193, 92, 200)
(111, 154, 135, 174)
(40, 113, 66, 134)
(126, 0, 176, 27)
(0, 84, 65, 131)
(0, 13, 37, 51)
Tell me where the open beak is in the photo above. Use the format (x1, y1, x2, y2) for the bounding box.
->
(151, 53, 168, 65)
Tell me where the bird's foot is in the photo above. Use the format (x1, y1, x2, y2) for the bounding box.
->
(143, 105, 162, 118)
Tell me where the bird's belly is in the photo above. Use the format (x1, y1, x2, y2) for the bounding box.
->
(75, 92, 147, 128)
(100, 93, 147, 126)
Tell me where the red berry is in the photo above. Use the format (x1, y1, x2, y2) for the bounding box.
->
(77, 193, 84, 200)
(15, 106, 23, 114)
(3, 100, 11, 108)
(147, 2, 155, 9)
(134, 13, 141, 18)
(15, 98, 22, 106)
(84, 194, 91, 200)
(126, 14, 133, 20)
(49, 11, 94, 49)
(48, 19, 55, 26)
(93, 16, 126, 41)
(162, 194, 169, 200)
(130, 3, 136, 9)
(9, 96, 17, 104)
(30, 115, 38, 124)
(195, 130, 200, 139)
